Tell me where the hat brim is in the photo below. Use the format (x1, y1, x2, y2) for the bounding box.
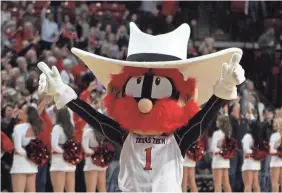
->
(71, 47, 242, 105)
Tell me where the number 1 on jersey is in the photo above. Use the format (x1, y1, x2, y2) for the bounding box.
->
(144, 147, 152, 170)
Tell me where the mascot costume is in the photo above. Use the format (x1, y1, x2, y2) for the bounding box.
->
(37, 22, 245, 192)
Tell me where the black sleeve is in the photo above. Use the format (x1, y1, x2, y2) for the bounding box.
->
(67, 99, 128, 146)
(174, 95, 228, 157)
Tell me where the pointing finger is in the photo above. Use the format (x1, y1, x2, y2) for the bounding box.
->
(37, 62, 53, 78)
(229, 53, 242, 69)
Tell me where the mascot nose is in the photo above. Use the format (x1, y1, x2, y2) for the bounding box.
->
(138, 98, 153, 113)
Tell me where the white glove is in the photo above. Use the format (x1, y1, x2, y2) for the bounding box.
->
(213, 53, 246, 100)
(37, 62, 77, 109)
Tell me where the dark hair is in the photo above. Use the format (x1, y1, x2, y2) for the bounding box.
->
(1, 104, 14, 118)
(56, 107, 74, 139)
(217, 115, 232, 136)
(27, 106, 43, 136)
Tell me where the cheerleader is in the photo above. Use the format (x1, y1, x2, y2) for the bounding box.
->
(50, 107, 76, 192)
(241, 123, 261, 192)
(211, 115, 232, 192)
(10, 103, 42, 192)
(82, 124, 107, 192)
(269, 117, 282, 192)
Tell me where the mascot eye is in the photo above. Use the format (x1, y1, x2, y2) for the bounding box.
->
(137, 77, 142, 84)
(151, 76, 173, 99)
(155, 77, 161, 85)
(125, 76, 144, 97)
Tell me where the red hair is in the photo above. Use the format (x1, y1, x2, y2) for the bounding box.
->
(104, 66, 200, 133)
(109, 67, 196, 98)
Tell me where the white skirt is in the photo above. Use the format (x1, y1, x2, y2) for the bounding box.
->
(183, 155, 196, 168)
(83, 157, 108, 172)
(10, 154, 38, 174)
(212, 154, 230, 169)
(50, 154, 76, 172)
(242, 158, 261, 171)
(270, 155, 282, 168)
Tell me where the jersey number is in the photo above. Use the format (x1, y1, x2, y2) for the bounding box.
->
(144, 147, 152, 170)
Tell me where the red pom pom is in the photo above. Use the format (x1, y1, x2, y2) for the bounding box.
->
(91, 142, 115, 168)
(25, 139, 50, 166)
(252, 140, 270, 160)
(220, 136, 238, 159)
(277, 144, 282, 158)
(187, 138, 204, 161)
(63, 139, 83, 165)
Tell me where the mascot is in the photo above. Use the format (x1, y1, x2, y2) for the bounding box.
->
(37, 22, 245, 192)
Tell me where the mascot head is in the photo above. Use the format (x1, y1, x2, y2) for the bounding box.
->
(71, 22, 242, 135)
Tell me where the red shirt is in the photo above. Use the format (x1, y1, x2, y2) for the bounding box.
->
(71, 64, 88, 80)
(56, 59, 64, 72)
(1, 131, 14, 153)
(37, 111, 53, 151)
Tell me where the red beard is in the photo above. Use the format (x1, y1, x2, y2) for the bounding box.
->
(104, 95, 199, 133)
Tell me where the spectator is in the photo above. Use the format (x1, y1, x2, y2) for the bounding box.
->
(198, 37, 216, 55)
(60, 59, 75, 86)
(40, 7, 59, 50)
(1, 2, 11, 25)
(46, 56, 57, 68)
(258, 28, 276, 50)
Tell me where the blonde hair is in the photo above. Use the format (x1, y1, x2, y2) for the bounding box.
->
(275, 117, 282, 136)
(217, 115, 232, 136)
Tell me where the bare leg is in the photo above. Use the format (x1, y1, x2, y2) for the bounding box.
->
(213, 169, 223, 192)
(84, 170, 98, 192)
(279, 168, 282, 190)
(242, 170, 253, 192)
(97, 170, 107, 192)
(65, 172, 75, 192)
(50, 171, 66, 192)
(25, 173, 36, 192)
(271, 168, 280, 192)
(187, 167, 198, 192)
(222, 169, 232, 192)
(252, 171, 260, 192)
(182, 167, 189, 192)
(12, 174, 27, 192)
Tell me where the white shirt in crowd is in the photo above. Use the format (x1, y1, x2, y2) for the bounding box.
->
(60, 70, 74, 85)
(41, 8, 59, 43)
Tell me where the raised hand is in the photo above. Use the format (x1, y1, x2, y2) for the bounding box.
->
(221, 53, 245, 86)
(38, 62, 64, 95)
(214, 53, 246, 100)
(37, 62, 77, 109)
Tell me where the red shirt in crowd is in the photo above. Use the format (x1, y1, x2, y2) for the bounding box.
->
(1, 131, 14, 153)
(37, 110, 53, 151)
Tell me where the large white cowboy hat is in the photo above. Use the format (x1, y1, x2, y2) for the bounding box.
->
(71, 22, 242, 105)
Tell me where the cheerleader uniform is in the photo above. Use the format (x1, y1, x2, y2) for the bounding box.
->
(50, 125, 76, 172)
(211, 130, 230, 169)
(10, 123, 38, 174)
(82, 125, 107, 171)
(183, 155, 196, 167)
(269, 132, 282, 168)
(241, 133, 260, 171)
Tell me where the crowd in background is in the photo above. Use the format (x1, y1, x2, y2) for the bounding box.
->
(1, 1, 282, 192)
